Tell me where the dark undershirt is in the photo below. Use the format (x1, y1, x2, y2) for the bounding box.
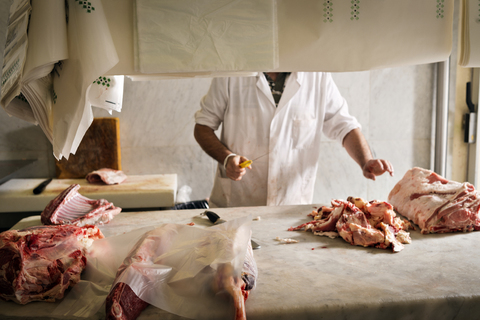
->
(263, 72, 291, 107)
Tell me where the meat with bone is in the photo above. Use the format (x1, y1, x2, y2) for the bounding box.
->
(86, 168, 127, 185)
(289, 197, 412, 252)
(388, 167, 480, 234)
(105, 227, 257, 320)
(0, 225, 103, 304)
(41, 184, 121, 227)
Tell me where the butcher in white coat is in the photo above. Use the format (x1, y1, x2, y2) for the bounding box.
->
(194, 72, 393, 207)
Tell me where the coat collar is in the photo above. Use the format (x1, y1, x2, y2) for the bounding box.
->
(256, 72, 302, 110)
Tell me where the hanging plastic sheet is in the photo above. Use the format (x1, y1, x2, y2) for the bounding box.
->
(134, 0, 278, 74)
(277, 0, 454, 72)
(459, 0, 480, 67)
(52, 0, 119, 160)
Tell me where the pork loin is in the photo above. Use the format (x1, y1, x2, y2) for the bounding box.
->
(41, 184, 121, 227)
(388, 167, 480, 234)
(0, 225, 103, 304)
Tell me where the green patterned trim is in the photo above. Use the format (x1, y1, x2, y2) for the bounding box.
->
(323, 0, 333, 23)
(350, 0, 360, 20)
(93, 76, 111, 87)
(74, 0, 95, 13)
(2, 57, 20, 86)
(436, 0, 444, 18)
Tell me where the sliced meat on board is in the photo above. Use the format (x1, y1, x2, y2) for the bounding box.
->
(0, 225, 103, 304)
(85, 168, 127, 185)
(41, 184, 121, 227)
(289, 197, 412, 252)
(388, 167, 480, 234)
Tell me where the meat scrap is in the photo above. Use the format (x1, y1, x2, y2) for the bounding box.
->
(86, 168, 127, 185)
(289, 197, 412, 252)
(388, 167, 480, 234)
(0, 225, 103, 304)
(41, 184, 121, 227)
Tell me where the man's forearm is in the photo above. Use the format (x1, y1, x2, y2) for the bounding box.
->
(194, 124, 232, 164)
(342, 128, 372, 169)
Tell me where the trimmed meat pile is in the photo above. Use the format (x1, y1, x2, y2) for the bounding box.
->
(86, 168, 127, 185)
(388, 167, 480, 234)
(289, 197, 412, 252)
(41, 184, 121, 227)
(0, 225, 103, 304)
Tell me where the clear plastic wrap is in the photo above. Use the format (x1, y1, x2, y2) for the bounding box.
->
(51, 215, 254, 319)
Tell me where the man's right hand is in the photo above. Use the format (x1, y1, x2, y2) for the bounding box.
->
(225, 155, 250, 181)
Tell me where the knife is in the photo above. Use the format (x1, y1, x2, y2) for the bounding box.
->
(203, 210, 261, 249)
(33, 178, 52, 195)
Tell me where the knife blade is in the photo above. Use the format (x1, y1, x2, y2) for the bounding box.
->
(202, 210, 261, 249)
(33, 178, 52, 195)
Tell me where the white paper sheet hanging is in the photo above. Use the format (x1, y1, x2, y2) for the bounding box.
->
(134, 0, 277, 73)
(277, 0, 454, 72)
(459, 0, 480, 67)
(52, 0, 119, 160)
(1, 0, 30, 113)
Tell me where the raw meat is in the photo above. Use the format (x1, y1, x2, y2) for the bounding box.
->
(41, 184, 121, 227)
(86, 168, 127, 185)
(0, 225, 103, 304)
(388, 167, 480, 234)
(105, 227, 257, 320)
(289, 197, 412, 252)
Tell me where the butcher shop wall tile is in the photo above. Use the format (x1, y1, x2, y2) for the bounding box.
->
(369, 65, 435, 141)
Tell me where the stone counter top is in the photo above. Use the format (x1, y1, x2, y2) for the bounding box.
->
(2, 204, 480, 319)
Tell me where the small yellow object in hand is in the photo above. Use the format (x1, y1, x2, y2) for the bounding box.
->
(239, 160, 252, 168)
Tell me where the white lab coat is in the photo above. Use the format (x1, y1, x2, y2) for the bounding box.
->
(195, 72, 361, 207)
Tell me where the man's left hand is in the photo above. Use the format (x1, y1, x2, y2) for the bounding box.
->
(362, 159, 394, 181)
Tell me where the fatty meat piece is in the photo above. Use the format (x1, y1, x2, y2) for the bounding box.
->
(289, 197, 412, 252)
(86, 168, 127, 185)
(0, 225, 103, 304)
(41, 184, 121, 227)
(388, 167, 480, 234)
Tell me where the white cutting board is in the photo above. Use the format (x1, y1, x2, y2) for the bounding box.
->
(0, 174, 177, 213)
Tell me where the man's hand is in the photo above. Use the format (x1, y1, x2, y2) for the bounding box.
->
(225, 155, 250, 181)
(362, 159, 394, 181)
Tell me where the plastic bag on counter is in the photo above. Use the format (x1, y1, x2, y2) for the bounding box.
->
(51, 215, 253, 319)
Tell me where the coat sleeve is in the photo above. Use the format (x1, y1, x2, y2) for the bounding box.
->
(321, 73, 361, 143)
(194, 77, 229, 131)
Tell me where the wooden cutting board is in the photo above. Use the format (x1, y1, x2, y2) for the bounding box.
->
(55, 117, 121, 179)
(0, 174, 178, 212)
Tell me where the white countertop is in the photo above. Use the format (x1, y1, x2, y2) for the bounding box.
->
(2, 204, 480, 320)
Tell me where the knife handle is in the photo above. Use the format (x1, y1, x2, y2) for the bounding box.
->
(33, 178, 52, 195)
(204, 211, 226, 224)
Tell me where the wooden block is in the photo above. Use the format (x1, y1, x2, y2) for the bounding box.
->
(55, 117, 121, 179)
